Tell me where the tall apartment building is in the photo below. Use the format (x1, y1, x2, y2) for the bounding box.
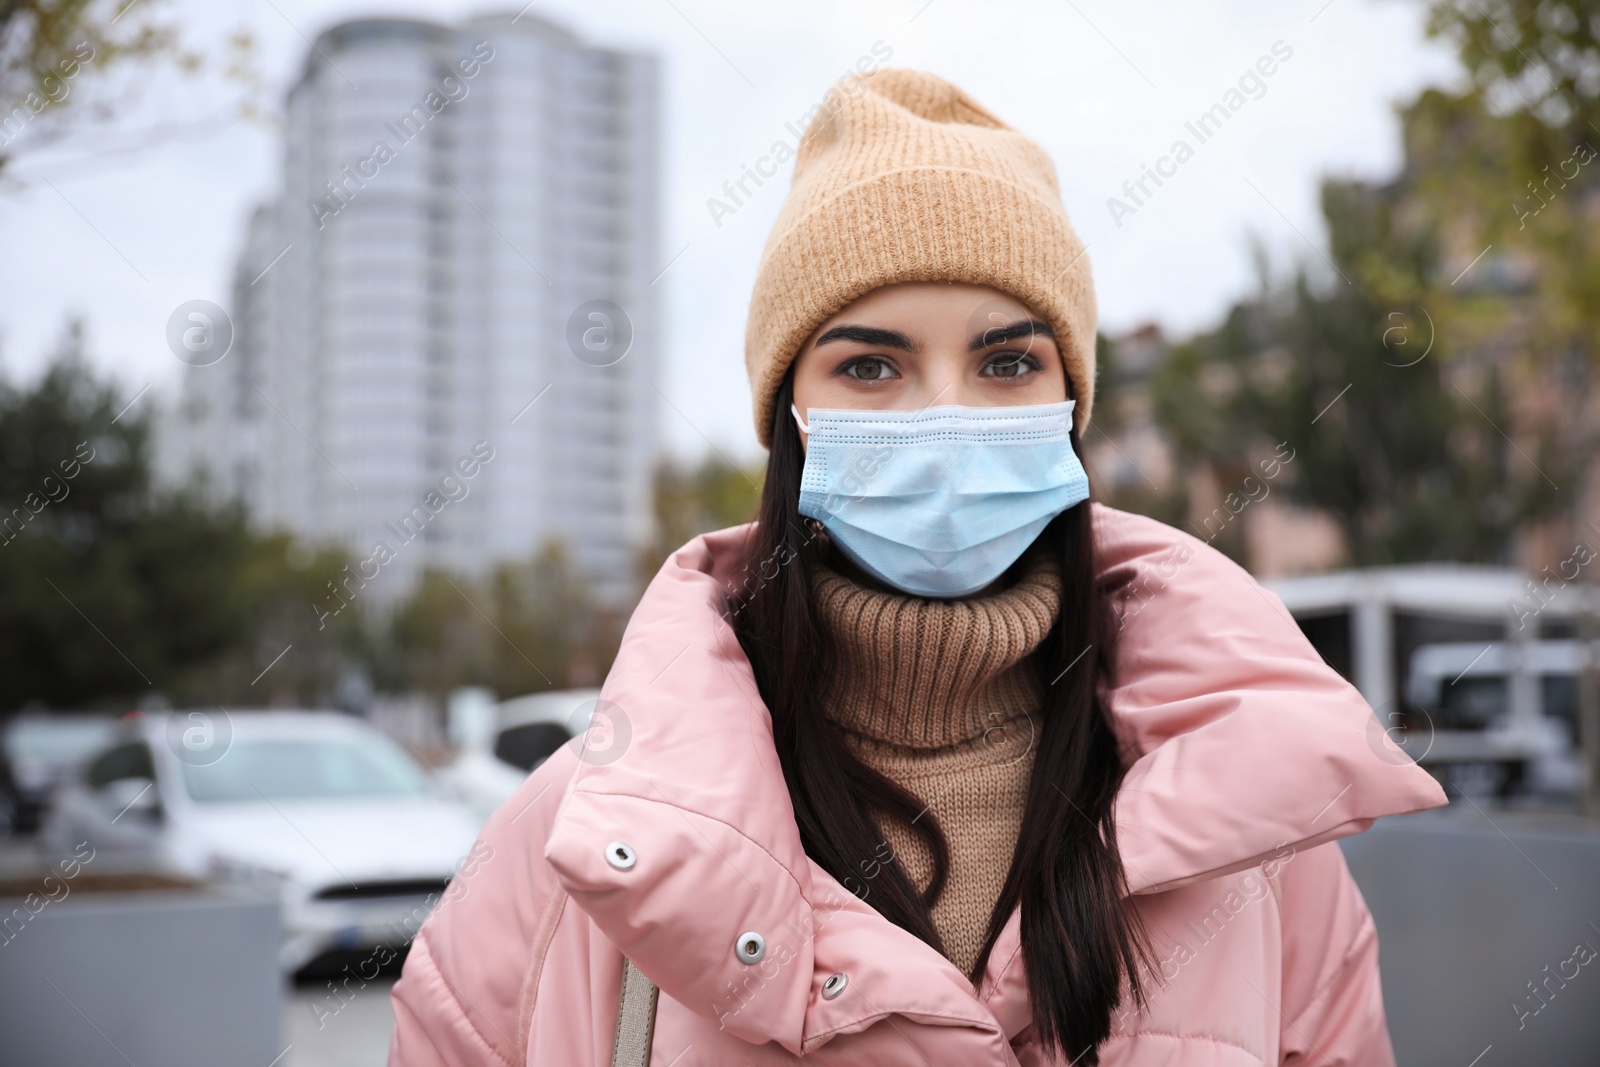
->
(162, 12, 660, 607)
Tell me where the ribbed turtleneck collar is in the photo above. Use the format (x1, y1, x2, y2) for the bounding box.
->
(807, 545, 1061, 749)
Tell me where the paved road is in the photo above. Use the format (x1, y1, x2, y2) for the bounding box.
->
(1341, 806, 1600, 1066)
(287, 977, 396, 1067)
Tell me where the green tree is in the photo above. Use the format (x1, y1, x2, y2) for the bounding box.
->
(1145, 156, 1568, 565)
(1413, 5, 1600, 533)
(1240, 268, 1535, 566)
(1424, 0, 1600, 816)
(386, 542, 622, 700)
(1, 0, 261, 180)
(644, 454, 762, 580)
(483, 543, 614, 695)
(385, 568, 496, 699)
(174, 534, 372, 710)
(387, 455, 766, 702)
(1425, 0, 1600, 132)
(0, 321, 271, 709)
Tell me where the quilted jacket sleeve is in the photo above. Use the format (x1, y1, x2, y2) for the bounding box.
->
(1092, 505, 1448, 895)
(388, 747, 581, 1067)
(1274, 842, 1396, 1067)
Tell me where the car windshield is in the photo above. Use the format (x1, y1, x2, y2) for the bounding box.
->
(6, 718, 120, 766)
(182, 735, 433, 802)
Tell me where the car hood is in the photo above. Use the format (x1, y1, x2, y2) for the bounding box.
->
(187, 795, 481, 888)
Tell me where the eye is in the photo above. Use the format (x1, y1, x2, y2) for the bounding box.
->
(840, 356, 899, 382)
(981, 351, 1042, 380)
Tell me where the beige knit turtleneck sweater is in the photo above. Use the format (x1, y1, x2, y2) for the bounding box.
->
(808, 545, 1061, 978)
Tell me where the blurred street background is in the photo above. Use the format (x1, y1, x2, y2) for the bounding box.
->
(1, 1, 1599, 1065)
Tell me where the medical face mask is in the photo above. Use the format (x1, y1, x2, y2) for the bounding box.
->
(793, 399, 1089, 598)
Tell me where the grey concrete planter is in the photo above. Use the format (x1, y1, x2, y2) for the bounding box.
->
(0, 878, 282, 1067)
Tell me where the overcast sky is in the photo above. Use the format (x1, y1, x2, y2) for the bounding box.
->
(0, 0, 1463, 462)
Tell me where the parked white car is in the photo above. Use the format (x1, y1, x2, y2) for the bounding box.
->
(43, 710, 482, 973)
(437, 688, 603, 818)
(3, 712, 120, 834)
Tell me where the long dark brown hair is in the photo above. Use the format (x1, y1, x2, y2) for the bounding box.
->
(727, 371, 1151, 1063)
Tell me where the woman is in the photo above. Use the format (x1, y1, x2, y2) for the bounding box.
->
(389, 68, 1447, 1066)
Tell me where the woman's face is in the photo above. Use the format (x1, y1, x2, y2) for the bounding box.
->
(789, 282, 1069, 446)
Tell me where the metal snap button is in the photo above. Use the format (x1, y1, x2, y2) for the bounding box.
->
(604, 841, 637, 871)
(822, 972, 848, 1000)
(734, 931, 766, 964)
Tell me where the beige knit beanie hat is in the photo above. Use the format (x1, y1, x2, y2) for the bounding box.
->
(744, 67, 1097, 448)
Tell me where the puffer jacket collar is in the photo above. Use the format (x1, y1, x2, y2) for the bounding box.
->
(541, 509, 1447, 1061)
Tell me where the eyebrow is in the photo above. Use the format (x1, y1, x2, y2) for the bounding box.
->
(811, 318, 1056, 353)
(969, 318, 1055, 352)
(812, 324, 916, 351)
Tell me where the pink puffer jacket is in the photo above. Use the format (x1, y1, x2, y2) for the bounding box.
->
(389, 505, 1448, 1066)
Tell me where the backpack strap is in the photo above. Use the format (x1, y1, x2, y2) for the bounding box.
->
(611, 956, 659, 1067)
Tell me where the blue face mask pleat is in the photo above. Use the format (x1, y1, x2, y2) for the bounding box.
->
(793, 399, 1089, 598)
